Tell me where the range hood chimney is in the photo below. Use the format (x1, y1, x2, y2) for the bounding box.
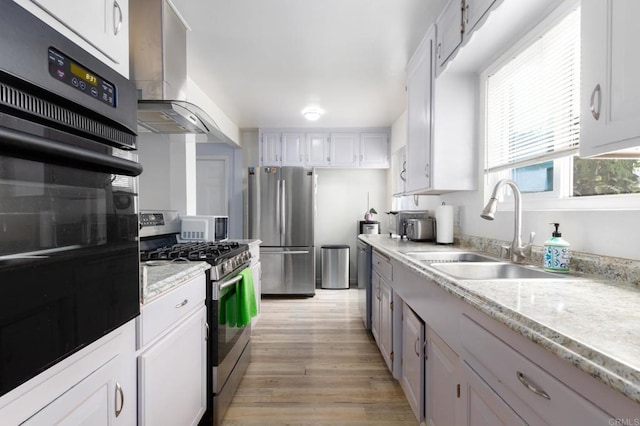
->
(130, 0, 232, 144)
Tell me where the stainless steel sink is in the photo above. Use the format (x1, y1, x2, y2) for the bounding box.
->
(404, 251, 499, 263)
(430, 262, 566, 280)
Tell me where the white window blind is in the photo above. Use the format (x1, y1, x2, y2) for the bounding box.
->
(485, 8, 580, 173)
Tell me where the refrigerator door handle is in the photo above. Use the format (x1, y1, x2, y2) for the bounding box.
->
(276, 178, 281, 236)
(281, 179, 286, 237)
(264, 250, 310, 255)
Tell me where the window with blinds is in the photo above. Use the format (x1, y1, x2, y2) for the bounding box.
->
(485, 8, 581, 176)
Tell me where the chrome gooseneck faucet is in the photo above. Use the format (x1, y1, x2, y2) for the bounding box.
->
(481, 179, 535, 264)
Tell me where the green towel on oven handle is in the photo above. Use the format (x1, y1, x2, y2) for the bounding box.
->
(237, 268, 257, 327)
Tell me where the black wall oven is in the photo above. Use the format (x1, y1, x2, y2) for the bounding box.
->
(0, 2, 141, 397)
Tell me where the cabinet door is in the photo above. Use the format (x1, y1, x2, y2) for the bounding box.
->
(24, 0, 129, 76)
(138, 306, 207, 426)
(306, 133, 329, 166)
(23, 353, 134, 426)
(281, 132, 305, 166)
(379, 279, 394, 372)
(426, 327, 463, 426)
(330, 132, 359, 167)
(261, 132, 281, 165)
(462, 362, 524, 425)
(401, 303, 424, 422)
(371, 272, 380, 342)
(463, 0, 496, 36)
(391, 147, 407, 196)
(359, 133, 389, 168)
(406, 27, 434, 193)
(435, 0, 463, 75)
(580, 0, 640, 156)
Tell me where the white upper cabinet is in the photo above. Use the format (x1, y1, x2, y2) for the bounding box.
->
(359, 132, 390, 168)
(306, 133, 330, 166)
(436, 0, 463, 74)
(260, 129, 388, 169)
(406, 27, 434, 193)
(260, 132, 281, 166)
(463, 0, 498, 35)
(281, 132, 305, 166)
(330, 132, 360, 167)
(15, 0, 130, 77)
(405, 26, 476, 194)
(436, 0, 497, 76)
(580, 0, 640, 156)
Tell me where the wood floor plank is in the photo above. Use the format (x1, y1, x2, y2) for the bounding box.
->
(220, 289, 417, 425)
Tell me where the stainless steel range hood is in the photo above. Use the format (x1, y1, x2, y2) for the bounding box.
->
(130, 0, 232, 144)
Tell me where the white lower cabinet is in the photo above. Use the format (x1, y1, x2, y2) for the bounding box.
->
(460, 315, 613, 425)
(462, 361, 524, 426)
(137, 273, 207, 426)
(1, 322, 137, 425)
(401, 303, 424, 422)
(138, 305, 207, 426)
(22, 353, 134, 426)
(371, 273, 394, 373)
(378, 279, 394, 372)
(425, 326, 464, 426)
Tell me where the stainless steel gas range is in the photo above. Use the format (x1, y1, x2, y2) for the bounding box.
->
(139, 210, 252, 426)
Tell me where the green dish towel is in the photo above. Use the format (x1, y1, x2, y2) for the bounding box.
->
(236, 268, 257, 327)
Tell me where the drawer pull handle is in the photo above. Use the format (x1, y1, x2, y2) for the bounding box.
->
(115, 382, 124, 417)
(175, 299, 189, 308)
(517, 371, 550, 400)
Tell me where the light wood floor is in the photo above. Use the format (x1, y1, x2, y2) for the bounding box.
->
(221, 288, 417, 425)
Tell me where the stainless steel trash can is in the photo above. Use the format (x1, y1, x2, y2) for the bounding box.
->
(321, 245, 350, 289)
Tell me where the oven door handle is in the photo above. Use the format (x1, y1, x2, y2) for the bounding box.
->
(0, 126, 143, 177)
(219, 274, 244, 291)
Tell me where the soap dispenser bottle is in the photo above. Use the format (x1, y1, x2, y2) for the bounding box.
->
(543, 223, 570, 272)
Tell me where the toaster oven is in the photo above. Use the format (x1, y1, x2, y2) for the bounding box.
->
(386, 210, 430, 238)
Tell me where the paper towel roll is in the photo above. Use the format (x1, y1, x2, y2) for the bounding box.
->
(436, 204, 454, 244)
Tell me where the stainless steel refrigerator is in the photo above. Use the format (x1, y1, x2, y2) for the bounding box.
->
(248, 166, 316, 296)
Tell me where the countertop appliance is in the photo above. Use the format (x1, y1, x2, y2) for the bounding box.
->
(406, 218, 436, 242)
(357, 240, 373, 330)
(180, 215, 229, 242)
(0, 2, 142, 397)
(386, 210, 430, 238)
(359, 220, 380, 235)
(139, 210, 252, 425)
(248, 167, 316, 296)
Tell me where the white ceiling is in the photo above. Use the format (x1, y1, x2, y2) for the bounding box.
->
(170, 0, 447, 130)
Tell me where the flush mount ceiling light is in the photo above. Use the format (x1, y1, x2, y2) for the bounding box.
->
(302, 107, 324, 121)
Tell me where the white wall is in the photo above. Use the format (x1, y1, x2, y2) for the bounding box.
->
(137, 133, 197, 214)
(315, 169, 387, 284)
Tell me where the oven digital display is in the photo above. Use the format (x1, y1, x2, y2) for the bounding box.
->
(48, 48, 116, 107)
(69, 62, 98, 87)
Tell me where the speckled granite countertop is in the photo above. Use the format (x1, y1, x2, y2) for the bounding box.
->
(359, 234, 640, 405)
(140, 261, 211, 304)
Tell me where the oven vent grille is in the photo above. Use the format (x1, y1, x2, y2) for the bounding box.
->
(0, 82, 136, 149)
